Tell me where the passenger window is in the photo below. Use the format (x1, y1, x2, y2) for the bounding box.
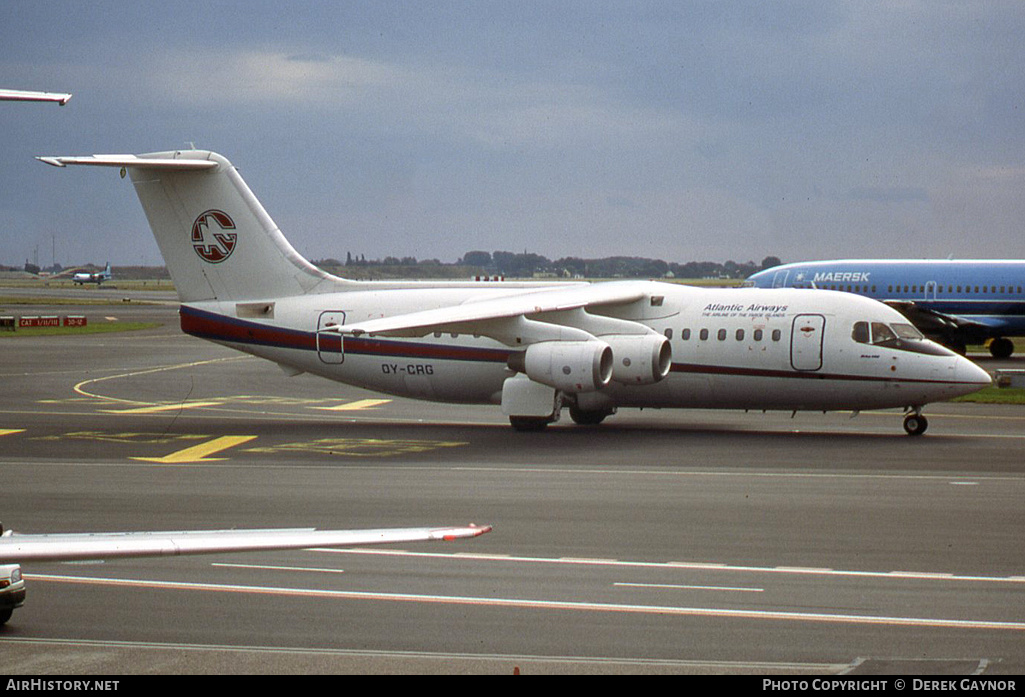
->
(852, 321, 870, 344)
(699, 329, 709, 341)
(664, 328, 673, 340)
(682, 328, 691, 341)
(753, 329, 763, 341)
(736, 329, 745, 341)
(771, 329, 781, 342)
(717, 329, 727, 341)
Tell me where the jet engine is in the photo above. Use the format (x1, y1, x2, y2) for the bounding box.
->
(508, 340, 613, 393)
(603, 334, 673, 385)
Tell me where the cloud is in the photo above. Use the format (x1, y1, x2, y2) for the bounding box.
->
(131, 47, 692, 153)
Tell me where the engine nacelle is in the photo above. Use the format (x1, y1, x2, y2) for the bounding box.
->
(604, 334, 673, 385)
(509, 340, 613, 393)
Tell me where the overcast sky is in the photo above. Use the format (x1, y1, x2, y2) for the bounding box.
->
(2, 2, 1024, 269)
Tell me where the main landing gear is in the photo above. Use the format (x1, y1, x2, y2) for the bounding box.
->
(903, 408, 928, 436)
(989, 337, 1014, 359)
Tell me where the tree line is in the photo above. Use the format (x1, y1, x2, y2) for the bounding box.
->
(324, 250, 783, 279)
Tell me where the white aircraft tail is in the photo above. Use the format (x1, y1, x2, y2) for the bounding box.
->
(40, 151, 347, 302)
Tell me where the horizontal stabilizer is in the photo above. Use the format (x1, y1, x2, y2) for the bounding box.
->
(0, 89, 72, 105)
(37, 154, 218, 170)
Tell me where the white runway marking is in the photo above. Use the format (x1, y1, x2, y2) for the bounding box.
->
(211, 562, 345, 574)
(321, 548, 1025, 585)
(24, 572, 1025, 631)
(615, 582, 764, 593)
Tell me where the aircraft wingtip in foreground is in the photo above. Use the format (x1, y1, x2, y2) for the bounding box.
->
(0, 523, 491, 625)
(39, 150, 991, 436)
(0, 89, 72, 106)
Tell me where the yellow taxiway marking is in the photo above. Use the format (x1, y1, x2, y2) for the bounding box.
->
(313, 399, 392, 411)
(103, 401, 223, 414)
(246, 437, 466, 458)
(131, 435, 258, 464)
(33, 431, 210, 445)
(0, 429, 25, 438)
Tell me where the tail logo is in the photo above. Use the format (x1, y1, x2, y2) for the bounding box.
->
(192, 210, 237, 263)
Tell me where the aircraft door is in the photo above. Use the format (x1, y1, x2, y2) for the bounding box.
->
(316, 311, 346, 364)
(924, 281, 937, 300)
(790, 314, 825, 371)
(772, 270, 789, 288)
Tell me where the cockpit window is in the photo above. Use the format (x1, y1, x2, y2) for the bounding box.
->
(852, 320, 911, 346)
(851, 319, 949, 355)
(891, 323, 924, 340)
(871, 322, 896, 345)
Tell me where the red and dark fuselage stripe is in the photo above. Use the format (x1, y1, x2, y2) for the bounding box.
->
(179, 306, 974, 386)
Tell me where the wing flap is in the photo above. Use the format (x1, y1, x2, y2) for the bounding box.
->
(883, 300, 985, 332)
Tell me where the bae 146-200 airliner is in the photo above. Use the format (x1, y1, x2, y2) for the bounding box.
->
(38, 150, 991, 436)
(746, 260, 1025, 358)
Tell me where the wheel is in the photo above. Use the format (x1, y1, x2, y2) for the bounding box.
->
(903, 413, 928, 436)
(509, 416, 550, 432)
(569, 406, 611, 426)
(0, 608, 12, 626)
(989, 337, 1014, 359)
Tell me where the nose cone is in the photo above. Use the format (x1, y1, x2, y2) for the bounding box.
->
(954, 356, 992, 395)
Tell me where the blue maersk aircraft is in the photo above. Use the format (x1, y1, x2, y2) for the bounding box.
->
(746, 260, 1025, 358)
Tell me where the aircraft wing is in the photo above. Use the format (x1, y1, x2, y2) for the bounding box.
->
(883, 300, 991, 333)
(0, 89, 72, 105)
(0, 525, 491, 563)
(338, 283, 651, 339)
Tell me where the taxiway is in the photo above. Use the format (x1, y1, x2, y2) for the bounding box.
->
(1, 295, 1023, 674)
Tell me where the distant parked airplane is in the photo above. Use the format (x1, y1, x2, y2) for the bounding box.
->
(746, 260, 1025, 357)
(72, 262, 112, 285)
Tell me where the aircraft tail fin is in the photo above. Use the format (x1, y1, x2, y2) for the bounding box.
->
(39, 151, 348, 302)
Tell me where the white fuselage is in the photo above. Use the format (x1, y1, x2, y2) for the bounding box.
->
(180, 282, 989, 413)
